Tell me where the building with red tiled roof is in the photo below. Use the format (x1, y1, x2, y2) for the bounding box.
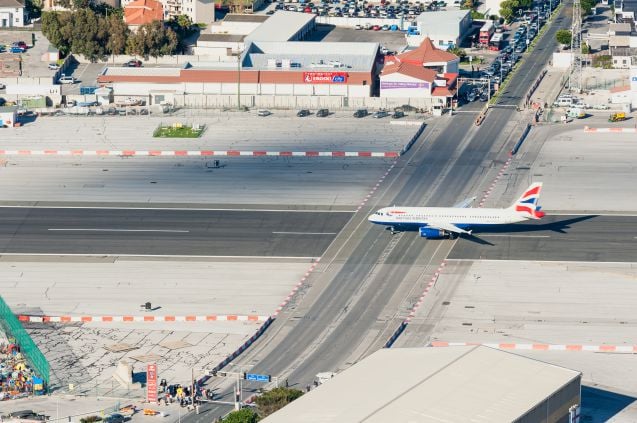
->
(380, 61, 437, 98)
(393, 38, 460, 74)
(124, 0, 163, 31)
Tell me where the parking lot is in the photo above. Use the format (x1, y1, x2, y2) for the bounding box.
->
(308, 24, 407, 52)
(0, 30, 56, 78)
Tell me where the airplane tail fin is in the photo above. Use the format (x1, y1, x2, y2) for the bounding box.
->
(509, 182, 545, 219)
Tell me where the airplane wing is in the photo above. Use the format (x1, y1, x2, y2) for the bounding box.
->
(427, 221, 472, 235)
(453, 197, 477, 208)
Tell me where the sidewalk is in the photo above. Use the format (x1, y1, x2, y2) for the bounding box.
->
(530, 67, 568, 108)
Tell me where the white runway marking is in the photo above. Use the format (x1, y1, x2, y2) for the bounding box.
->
(0, 206, 355, 213)
(273, 232, 337, 235)
(480, 234, 551, 238)
(47, 229, 190, 233)
(0, 253, 317, 259)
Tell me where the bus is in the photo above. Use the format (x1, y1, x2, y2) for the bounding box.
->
(479, 21, 495, 45)
(489, 32, 503, 51)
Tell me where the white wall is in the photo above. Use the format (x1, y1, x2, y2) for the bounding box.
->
(0, 7, 25, 27)
(380, 72, 432, 98)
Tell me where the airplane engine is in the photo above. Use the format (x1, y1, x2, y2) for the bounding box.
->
(419, 227, 445, 239)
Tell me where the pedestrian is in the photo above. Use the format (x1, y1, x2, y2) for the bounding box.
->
(285, 379, 289, 388)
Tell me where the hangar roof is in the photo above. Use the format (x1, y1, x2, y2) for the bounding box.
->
(242, 41, 379, 72)
(415, 9, 470, 35)
(262, 346, 581, 423)
(245, 11, 315, 42)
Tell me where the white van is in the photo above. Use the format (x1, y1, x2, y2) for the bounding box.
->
(59, 74, 76, 84)
(554, 95, 575, 107)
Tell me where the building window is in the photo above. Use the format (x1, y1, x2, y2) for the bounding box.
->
(438, 40, 443, 46)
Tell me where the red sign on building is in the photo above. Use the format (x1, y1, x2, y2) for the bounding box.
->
(147, 364, 158, 403)
(303, 72, 348, 84)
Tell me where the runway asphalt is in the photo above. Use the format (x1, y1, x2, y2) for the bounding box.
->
(449, 214, 637, 262)
(183, 4, 578, 421)
(0, 208, 351, 257)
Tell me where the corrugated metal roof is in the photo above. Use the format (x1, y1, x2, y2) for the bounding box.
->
(102, 67, 182, 77)
(223, 13, 269, 23)
(245, 11, 315, 42)
(415, 9, 470, 35)
(243, 41, 378, 72)
(198, 33, 246, 43)
(262, 346, 581, 423)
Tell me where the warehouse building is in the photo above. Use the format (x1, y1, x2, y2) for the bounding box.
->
(407, 10, 472, 49)
(263, 346, 582, 423)
(96, 41, 379, 104)
(195, 11, 316, 56)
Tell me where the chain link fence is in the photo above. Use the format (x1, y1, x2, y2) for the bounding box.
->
(0, 296, 49, 386)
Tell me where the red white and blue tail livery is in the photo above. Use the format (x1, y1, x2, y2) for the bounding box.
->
(368, 183, 545, 239)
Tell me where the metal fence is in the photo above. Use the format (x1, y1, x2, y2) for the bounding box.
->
(0, 296, 50, 386)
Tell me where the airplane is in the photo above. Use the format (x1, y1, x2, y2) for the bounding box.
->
(368, 182, 545, 239)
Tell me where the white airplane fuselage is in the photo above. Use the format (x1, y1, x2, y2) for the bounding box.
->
(368, 206, 527, 230)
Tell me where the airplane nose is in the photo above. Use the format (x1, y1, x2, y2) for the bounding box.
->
(368, 214, 376, 223)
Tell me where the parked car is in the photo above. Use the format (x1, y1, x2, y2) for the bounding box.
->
(392, 110, 405, 119)
(373, 110, 389, 118)
(12, 41, 27, 50)
(103, 413, 126, 423)
(9, 46, 24, 53)
(353, 108, 368, 118)
(355, 24, 363, 29)
(258, 109, 271, 116)
(124, 59, 143, 67)
(58, 74, 76, 84)
(297, 109, 310, 117)
(48, 63, 60, 70)
(317, 108, 329, 117)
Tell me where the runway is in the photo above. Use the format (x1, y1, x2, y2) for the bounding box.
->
(0, 207, 352, 257)
(449, 215, 637, 262)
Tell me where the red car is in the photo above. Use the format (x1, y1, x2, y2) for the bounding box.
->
(372, 25, 381, 30)
(124, 59, 143, 67)
(12, 41, 27, 50)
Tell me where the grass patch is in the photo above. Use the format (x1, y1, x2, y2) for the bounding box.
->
(153, 123, 205, 138)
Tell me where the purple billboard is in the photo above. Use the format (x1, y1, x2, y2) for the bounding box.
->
(381, 81, 431, 90)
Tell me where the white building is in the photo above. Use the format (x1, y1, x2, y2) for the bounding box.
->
(262, 346, 582, 423)
(408, 9, 472, 49)
(484, 0, 505, 17)
(380, 61, 437, 98)
(195, 11, 316, 57)
(120, 0, 214, 24)
(0, 0, 26, 28)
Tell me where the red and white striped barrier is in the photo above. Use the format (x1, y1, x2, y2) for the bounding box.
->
(430, 341, 637, 352)
(584, 126, 637, 133)
(0, 149, 399, 158)
(17, 314, 269, 323)
(479, 157, 513, 208)
(356, 161, 397, 212)
(273, 258, 320, 317)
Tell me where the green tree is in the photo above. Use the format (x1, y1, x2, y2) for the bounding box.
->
(255, 387, 304, 418)
(448, 46, 467, 60)
(106, 14, 129, 55)
(222, 408, 259, 423)
(581, 0, 595, 15)
(126, 21, 178, 58)
(42, 11, 73, 55)
(499, 0, 515, 22)
(555, 29, 572, 45)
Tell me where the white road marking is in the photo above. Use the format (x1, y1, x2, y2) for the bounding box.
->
(0, 253, 317, 259)
(480, 234, 551, 238)
(47, 229, 190, 233)
(273, 232, 337, 235)
(0, 206, 355, 213)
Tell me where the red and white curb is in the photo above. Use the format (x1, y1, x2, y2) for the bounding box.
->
(431, 341, 637, 353)
(17, 314, 269, 323)
(584, 126, 637, 133)
(478, 157, 513, 208)
(0, 149, 399, 158)
(273, 258, 321, 317)
(357, 161, 397, 212)
(405, 260, 447, 323)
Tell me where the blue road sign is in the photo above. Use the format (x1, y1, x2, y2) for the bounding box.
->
(246, 373, 270, 382)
